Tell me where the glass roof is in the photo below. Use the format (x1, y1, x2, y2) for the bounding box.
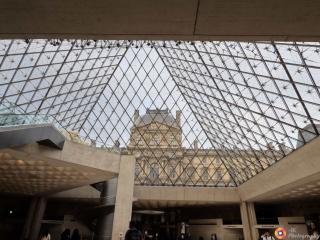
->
(0, 39, 319, 187)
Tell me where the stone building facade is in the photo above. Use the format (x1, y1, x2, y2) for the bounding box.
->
(127, 109, 234, 187)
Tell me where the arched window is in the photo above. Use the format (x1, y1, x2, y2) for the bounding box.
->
(202, 167, 209, 181)
(186, 166, 196, 181)
(136, 134, 143, 146)
(215, 169, 222, 180)
(167, 134, 176, 146)
(135, 165, 141, 177)
(154, 134, 161, 145)
(168, 165, 176, 179)
(149, 163, 159, 182)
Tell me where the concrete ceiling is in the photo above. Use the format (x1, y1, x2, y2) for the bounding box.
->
(261, 178, 320, 202)
(0, 142, 120, 195)
(0, 0, 320, 40)
(238, 137, 320, 202)
(134, 199, 222, 209)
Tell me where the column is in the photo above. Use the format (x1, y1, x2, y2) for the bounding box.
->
(95, 179, 118, 240)
(247, 202, 259, 240)
(95, 211, 115, 240)
(20, 197, 37, 240)
(240, 202, 258, 240)
(29, 197, 47, 240)
(111, 154, 136, 240)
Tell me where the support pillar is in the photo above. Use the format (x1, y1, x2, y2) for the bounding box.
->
(95, 211, 115, 240)
(247, 202, 259, 240)
(29, 197, 47, 240)
(20, 198, 37, 240)
(111, 154, 136, 240)
(95, 179, 118, 240)
(240, 202, 259, 240)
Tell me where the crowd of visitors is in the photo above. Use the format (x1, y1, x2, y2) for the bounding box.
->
(38, 224, 316, 240)
(38, 228, 81, 240)
(259, 231, 275, 240)
(124, 222, 219, 240)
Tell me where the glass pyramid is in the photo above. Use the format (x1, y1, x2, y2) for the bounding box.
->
(1, 39, 319, 186)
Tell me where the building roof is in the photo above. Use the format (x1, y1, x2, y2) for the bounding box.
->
(134, 109, 179, 129)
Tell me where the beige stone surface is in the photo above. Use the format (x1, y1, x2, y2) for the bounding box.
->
(0, 141, 121, 195)
(112, 155, 136, 240)
(278, 217, 308, 236)
(190, 219, 224, 240)
(50, 185, 100, 199)
(134, 185, 240, 207)
(238, 136, 320, 201)
(240, 202, 258, 240)
(240, 202, 251, 240)
(14, 141, 120, 173)
(247, 202, 259, 240)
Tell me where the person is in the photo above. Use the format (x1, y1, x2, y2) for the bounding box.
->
(178, 234, 185, 240)
(310, 230, 319, 240)
(39, 229, 51, 240)
(186, 232, 191, 240)
(259, 231, 275, 240)
(199, 237, 204, 240)
(211, 233, 217, 240)
(71, 229, 81, 240)
(61, 228, 71, 240)
(125, 221, 142, 240)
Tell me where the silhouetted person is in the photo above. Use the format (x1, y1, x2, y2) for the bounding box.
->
(61, 229, 71, 240)
(71, 229, 81, 240)
(39, 229, 51, 240)
(125, 221, 142, 240)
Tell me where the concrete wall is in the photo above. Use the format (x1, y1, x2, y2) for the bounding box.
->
(134, 186, 240, 205)
(223, 228, 244, 240)
(189, 219, 243, 240)
(189, 219, 223, 240)
(50, 185, 100, 199)
(278, 217, 308, 237)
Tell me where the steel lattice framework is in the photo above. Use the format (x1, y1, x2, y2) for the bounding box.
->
(0, 39, 320, 186)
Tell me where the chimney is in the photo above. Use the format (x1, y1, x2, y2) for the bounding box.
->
(267, 142, 274, 150)
(90, 139, 96, 147)
(278, 142, 289, 154)
(194, 139, 198, 150)
(114, 140, 120, 148)
(133, 110, 139, 123)
(176, 110, 181, 126)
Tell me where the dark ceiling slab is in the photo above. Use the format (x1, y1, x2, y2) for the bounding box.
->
(0, 0, 320, 41)
(0, 124, 65, 150)
(195, 0, 320, 40)
(0, 0, 198, 38)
